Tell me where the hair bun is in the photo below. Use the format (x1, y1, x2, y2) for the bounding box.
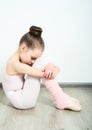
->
(29, 26, 42, 37)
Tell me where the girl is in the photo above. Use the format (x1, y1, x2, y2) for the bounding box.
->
(2, 25, 81, 111)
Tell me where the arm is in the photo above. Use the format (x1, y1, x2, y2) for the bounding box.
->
(9, 61, 44, 78)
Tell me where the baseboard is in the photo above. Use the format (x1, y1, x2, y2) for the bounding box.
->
(0, 83, 2, 87)
(58, 82, 92, 88)
(0, 82, 92, 88)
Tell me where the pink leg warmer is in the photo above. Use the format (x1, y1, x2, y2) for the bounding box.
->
(43, 79, 74, 109)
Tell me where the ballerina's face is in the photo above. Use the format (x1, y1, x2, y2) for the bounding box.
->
(19, 42, 43, 66)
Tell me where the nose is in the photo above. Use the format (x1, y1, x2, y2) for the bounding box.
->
(28, 60, 34, 65)
(28, 62, 33, 66)
(31, 60, 35, 64)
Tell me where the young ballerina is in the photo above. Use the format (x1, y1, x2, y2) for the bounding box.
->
(2, 25, 81, 111)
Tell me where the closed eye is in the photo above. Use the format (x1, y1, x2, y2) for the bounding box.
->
(31, 57, 37, 60)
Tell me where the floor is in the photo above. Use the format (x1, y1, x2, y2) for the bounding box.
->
(0, 84, 92, 130)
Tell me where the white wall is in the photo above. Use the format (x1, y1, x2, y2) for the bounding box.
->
(0, 0, 92, 83)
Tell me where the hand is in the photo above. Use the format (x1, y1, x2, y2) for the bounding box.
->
(42, 63, 60, 79)
(51, 66, 60, 79)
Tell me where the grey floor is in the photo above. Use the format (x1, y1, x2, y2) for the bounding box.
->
(0, 84, 92, 130)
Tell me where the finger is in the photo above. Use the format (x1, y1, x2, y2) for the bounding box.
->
(48, 71, 53, 79)
(43, 70, 48, 78)
(45, 71, 53, 79)
(44, 70, 49, 78)
(50, 71, 53, 78)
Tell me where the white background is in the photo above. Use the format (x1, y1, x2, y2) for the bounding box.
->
(0, 0, 92, 83)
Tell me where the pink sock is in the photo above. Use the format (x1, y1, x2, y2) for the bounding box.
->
(43, 79, 73, 109)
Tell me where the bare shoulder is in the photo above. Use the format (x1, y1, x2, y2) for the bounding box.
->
(6, 50, 21, 75)
(6, 58, 19, 75)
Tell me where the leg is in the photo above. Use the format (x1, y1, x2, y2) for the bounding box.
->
(6, 76, 40, 109)
(33, 56, 81, 111)
(43, 79, 81, 111)
(20, 76, 41, 109)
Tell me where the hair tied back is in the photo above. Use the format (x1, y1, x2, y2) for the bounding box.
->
(29, 25, 42, 37)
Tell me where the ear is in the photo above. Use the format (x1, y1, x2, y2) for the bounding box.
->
(19, 43, 28, 52)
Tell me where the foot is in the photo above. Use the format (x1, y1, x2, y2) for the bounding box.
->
(56, 95, 82, 111)
(64, 97, 82, 111)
